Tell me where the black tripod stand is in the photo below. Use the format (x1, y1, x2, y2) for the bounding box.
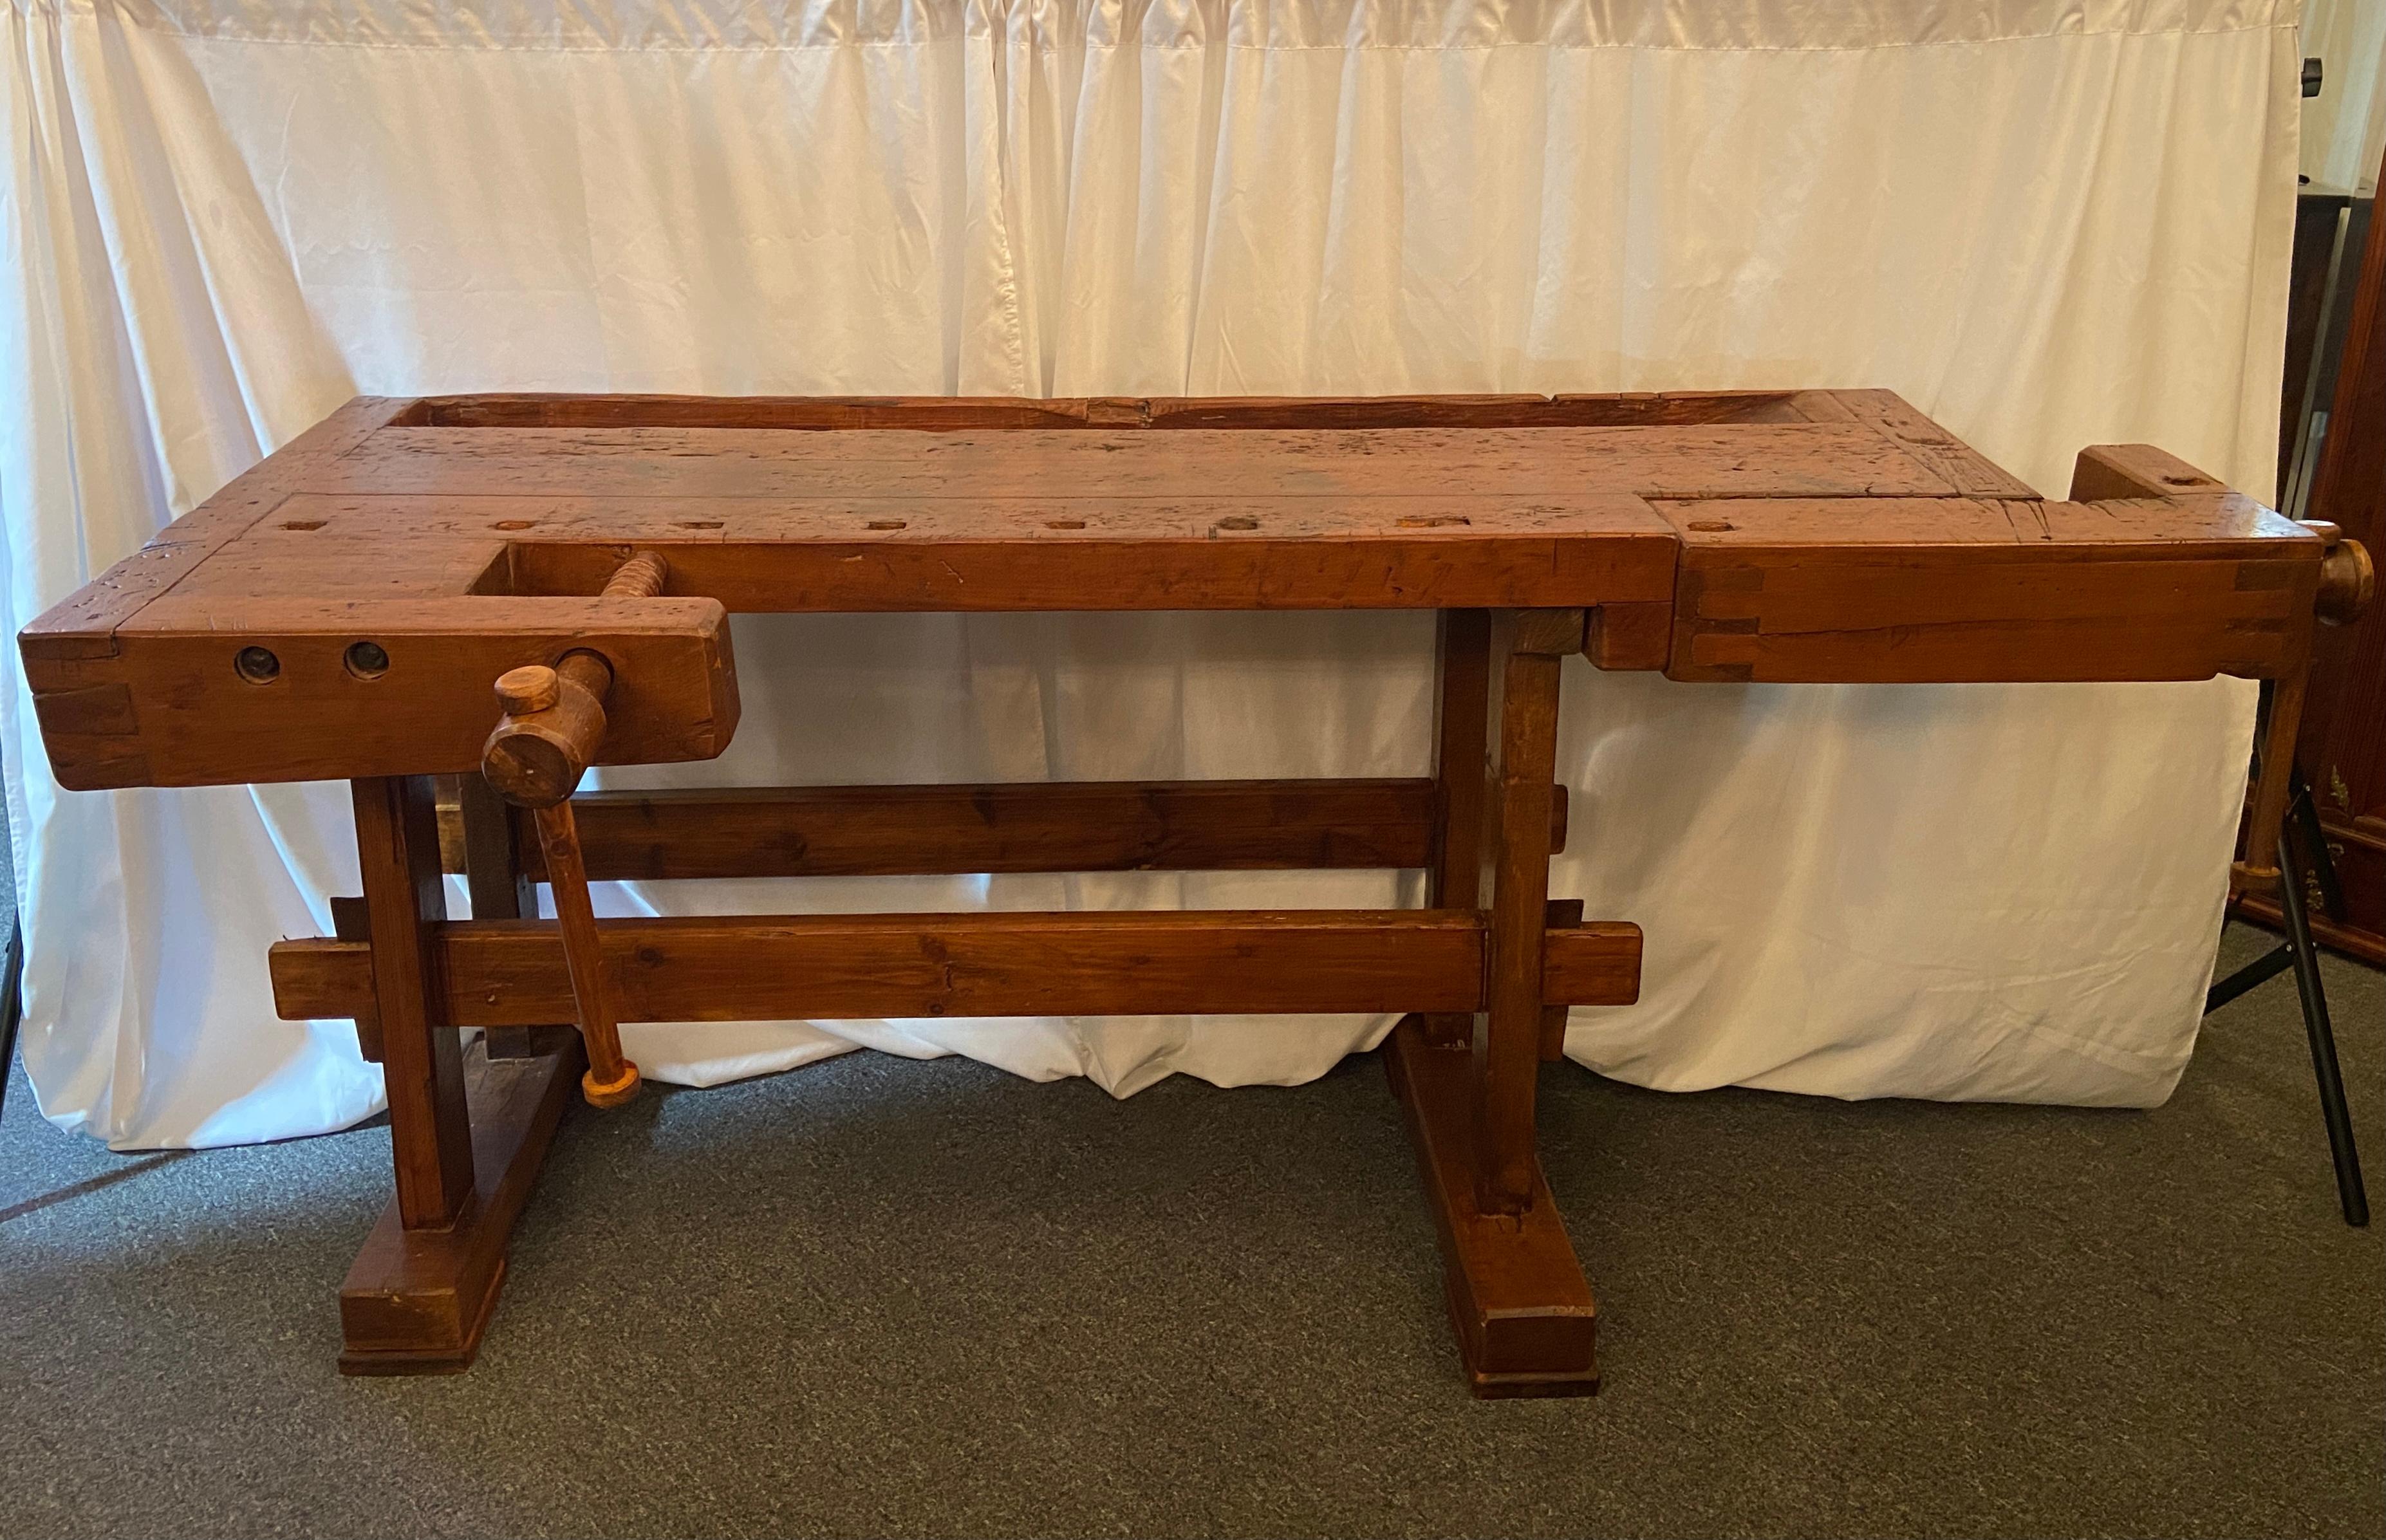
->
(0, 916, 19, 1123)
(2205, 687, 2370, 1226)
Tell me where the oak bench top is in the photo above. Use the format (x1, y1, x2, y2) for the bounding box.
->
(21, 389, 2330, 792)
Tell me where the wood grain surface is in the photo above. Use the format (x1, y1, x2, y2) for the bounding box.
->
(19, 391, 2339, 792)
(1386, 1016, 1599, 1396)
(498, 778, 1567, 881)
(43, 387, 2336, 1389)
(339, 1036, 582, 1374)
(269, 909, 1644, 1025)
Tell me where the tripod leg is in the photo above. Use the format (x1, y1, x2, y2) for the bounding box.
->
(2276, 828, 2370, 1227)
(2206, 944, 2293, 1014)
(0, 918, 21, 1121)
(2288, 770, 2349, 923)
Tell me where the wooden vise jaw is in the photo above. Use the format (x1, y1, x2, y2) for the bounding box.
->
(21, 545, 738, 793)
(476, 550, 677, 1112)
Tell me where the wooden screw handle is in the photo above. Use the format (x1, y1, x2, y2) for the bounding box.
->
(483, 653, 614, 808)
(480, 550, 667, 1106)
(479, 551, 670, 808)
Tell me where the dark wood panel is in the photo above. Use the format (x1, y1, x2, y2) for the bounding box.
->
(2282, 193, 2356, 504)
(2293, 152, 2386, 961)
(2236, 811, 2386, 966)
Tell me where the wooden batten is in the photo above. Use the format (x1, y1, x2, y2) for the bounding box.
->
(456, 779, 1569, 882)
(270, 910, 1642, 1026)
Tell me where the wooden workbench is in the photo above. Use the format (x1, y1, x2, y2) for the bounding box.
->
(20, 390, 2372, 1393)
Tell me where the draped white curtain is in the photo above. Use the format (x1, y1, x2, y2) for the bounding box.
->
(2, 0, 2298, 1148)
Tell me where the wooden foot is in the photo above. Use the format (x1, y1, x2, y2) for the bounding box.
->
(339, 1038, 581, 1375)
(1386, 1014, 1598, 1398)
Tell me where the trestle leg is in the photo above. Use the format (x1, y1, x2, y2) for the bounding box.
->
(1391, 609, 1601, 1396)
(339, 775, 579, 1374)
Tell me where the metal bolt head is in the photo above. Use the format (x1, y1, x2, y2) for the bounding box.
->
(344, 640, 391, 680)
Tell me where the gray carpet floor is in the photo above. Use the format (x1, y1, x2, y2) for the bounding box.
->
(0, 923, 2378, 1539)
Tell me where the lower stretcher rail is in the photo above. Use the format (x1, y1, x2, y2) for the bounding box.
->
(273, 909, 1643, 1028)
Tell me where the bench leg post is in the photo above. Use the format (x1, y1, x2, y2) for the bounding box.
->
(339, 775, 579, 1375)
(1473, 608, 1577, 1211)
(456, 773, 546, 1060)
(1390, 608, 1599, 1396)
(1421, 608, 1492, 1048)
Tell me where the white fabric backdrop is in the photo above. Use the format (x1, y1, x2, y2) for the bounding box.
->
(2, 0, 2298, 1148)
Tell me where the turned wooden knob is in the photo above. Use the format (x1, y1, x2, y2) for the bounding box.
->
(2315, 536, 2373, 626)
(494, 665, 560, 715)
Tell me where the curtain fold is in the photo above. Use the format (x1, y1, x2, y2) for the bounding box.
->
(1, 0, 2297, 1146)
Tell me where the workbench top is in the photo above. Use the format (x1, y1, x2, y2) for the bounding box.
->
(19, 389, 2335, 792)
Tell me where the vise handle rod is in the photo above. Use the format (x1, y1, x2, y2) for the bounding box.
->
(477, 549, 670, 1109)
